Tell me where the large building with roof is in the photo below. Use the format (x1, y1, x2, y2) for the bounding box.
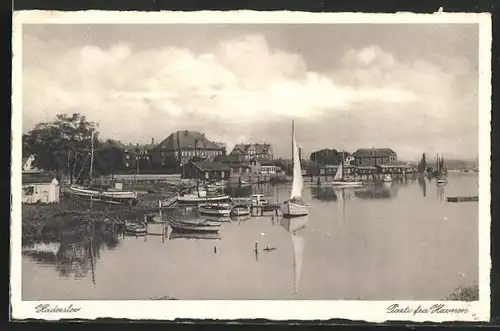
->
(151, 130, 225, 166)
(229, 143, 273, 161)
(353, 148, 397, 166)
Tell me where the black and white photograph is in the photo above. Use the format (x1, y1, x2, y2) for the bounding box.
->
(11, 10, 491, 322)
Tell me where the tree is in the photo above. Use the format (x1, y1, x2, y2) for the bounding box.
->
(23, 113, 97, 183)
(94, 139, 125, 177)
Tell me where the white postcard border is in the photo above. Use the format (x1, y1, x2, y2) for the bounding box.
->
(11, 10, 492, 322)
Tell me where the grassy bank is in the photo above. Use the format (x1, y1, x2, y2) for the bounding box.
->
(22, 193, 169, 242)
(446, 283, 479, 301)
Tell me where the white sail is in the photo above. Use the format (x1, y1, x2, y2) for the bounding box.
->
(290, 129, 303, 199)
(292, 231, 305, 298)
(333, 162, 343, 181)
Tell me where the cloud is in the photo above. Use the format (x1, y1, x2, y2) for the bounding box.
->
(22, 32, 477, 160)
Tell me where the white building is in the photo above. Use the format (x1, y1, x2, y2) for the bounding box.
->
(22, 172, 60, 204)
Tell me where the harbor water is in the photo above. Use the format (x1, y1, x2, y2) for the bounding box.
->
(22, 173, 479, 300)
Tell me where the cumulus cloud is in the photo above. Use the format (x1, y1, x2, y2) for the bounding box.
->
(22, 30, 478, 160)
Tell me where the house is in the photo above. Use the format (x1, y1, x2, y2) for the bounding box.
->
(22, 172, 60, 204)
(151, 131, 225, 167)
(248, 158, 277, 174)
(230, 143, 273, 161)
(353, 148, 397, 166)
(215, 155, 251, 173)
(122, 138, 157, 170)
(181, 162, 231, 181)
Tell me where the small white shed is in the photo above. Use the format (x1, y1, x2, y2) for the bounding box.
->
(22, 172, 60, 204)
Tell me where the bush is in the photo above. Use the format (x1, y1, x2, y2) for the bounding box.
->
(447, 283, 479, 301)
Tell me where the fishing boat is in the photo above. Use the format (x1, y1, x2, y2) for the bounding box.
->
(434, 154, 448, 180)
(168, 219, 221, 233)
(330, 158, 363, 187)
(65, 131, 138, 205)
(231, 204, 250, 216)
(280, 120, 308, 217)
(125, 221, 147, 235)
(198, 203, 232, 217)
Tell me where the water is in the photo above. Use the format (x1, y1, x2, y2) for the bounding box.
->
(22, 173, 479, 300)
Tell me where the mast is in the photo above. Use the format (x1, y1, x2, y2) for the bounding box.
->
(89, 130, 94, 182)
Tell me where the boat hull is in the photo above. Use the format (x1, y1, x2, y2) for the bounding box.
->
(168, 220, 221, 233)
(231, 208, 250, 216)
(330, 181, 363, 187)
(280, 201, 309, 217)
(199, 206, 231, 217)
(177, 195, 231, 204)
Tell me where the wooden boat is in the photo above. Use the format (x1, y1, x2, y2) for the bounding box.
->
(437, 178, 448, 184)
(330, 161, 363, 187)
(177, 191, 231, 204)
(198, 203, 232, 217)
(231, 204, 250, 216)
(125, 221, 147, 234)
(281, 120, 309, 217)
(168, 219, 221, 233)
(66, 185, 139, 205)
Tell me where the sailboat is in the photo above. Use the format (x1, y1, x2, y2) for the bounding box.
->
(435, 154, 448, 184)
(330, 154, 363, 187)
(280, 120, 309, 217)
(66, 130, 139, 205)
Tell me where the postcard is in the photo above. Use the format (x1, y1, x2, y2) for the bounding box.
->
(11, 10, 491, 322)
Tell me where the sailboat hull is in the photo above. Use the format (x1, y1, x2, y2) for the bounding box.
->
(280, 201, 309, 217)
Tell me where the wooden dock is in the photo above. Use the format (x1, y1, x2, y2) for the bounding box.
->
(446, 196, 479, 203)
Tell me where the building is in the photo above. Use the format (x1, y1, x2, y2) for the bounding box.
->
(248, 158, 277, 174)
(230, 143, 273, 161)
(215, 155, 251, 173)
(353, 148, 397, 166)
(22, 172, 60, 204)
(181, 162, 231, 181)
(122, 139, 157, 170)
(151, 131, 225, 167)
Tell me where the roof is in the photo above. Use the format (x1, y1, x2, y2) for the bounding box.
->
(353, 148, 396, 158)
(22, 172, 56, 184)
(258, 159, 276, 166)
(215, 155, 242, 163)
(230, 143, 272, 155)
(156, 131, 223, 151)
(192, 162, 231, 172)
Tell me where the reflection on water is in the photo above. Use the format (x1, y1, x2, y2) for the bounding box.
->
(23, 174, 479, 300)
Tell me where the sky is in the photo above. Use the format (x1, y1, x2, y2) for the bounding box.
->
(22, 23, 480, 161)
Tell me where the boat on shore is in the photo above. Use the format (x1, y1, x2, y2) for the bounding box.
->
(177, 189, 231, 204)
(198, 203, 232, 217)
(281, 120, 309, 218)
(231, 204, 250, 216)
(65, 185, 139, 205)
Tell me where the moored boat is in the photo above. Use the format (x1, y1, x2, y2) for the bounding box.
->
(169, 231, 221, 240)
(330, 161, 363, 187)
(231, 204, 250, 216)
(281, 120, 309, 218)
(125, 221, 147, 235)
(199, 203, 232, 217)
(168, 219, 221, 233)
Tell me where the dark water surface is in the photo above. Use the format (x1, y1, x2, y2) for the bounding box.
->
(22, 173, 479, 300)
